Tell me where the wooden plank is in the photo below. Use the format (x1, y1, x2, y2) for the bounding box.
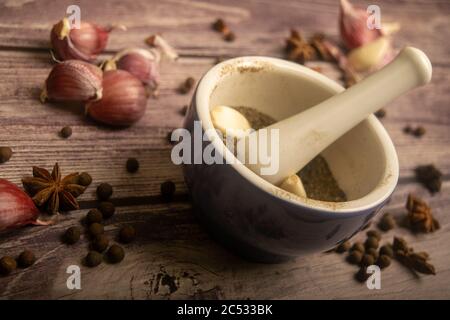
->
(0, 181, 449, 299)
(0, 0, 449, 63)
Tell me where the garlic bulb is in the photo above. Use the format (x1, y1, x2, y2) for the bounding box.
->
(41, 60, 103, 102)
(51, 17, 110, 62)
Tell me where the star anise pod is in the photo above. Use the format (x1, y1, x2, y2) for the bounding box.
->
(22, 163, 86, 214)
(405, 193, 439, 233)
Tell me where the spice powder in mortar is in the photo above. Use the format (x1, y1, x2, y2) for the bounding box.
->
(223, 106, 347, 202)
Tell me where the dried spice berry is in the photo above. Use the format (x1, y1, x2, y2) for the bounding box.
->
(60, 126, 72, 139)
(379, 244, 394, 258)
(0, 256, 17, 275)
(366, 230, 381, 241)
(77, 172, 92, 187)
(406, 193, 438, 233)
(374, 109, 386, 118)
(351, 242, 365, 253)
(178, 77, 195, 94)
(126, 158, 139, 173)
(22, 163, 86, 214)
(17, 250, 36, 268)
(97, 183, 113, 200)
(366, 248, 379, 261)
(414, 165, 442, 194)
(91, 234, 109, 252)
(63, 226, 81, 244)
(347, 250, 363, 265)
(413, 126, 426, 137)
(0, 146, 13, 164)
(86, 209, 102, 225)
(360, 254, 375, 267)
(354, 267, 369, 283)
(85, 251, 102, 267)
(107, 244, 124, 263)
(365, 236, 379, 249)
(180, 105, 188, 115)
(161, 180, 176, 201)
(403, 125, 412, 134)
(378, 213, 396, 231)
(98, 201, 115, 219)
(224, 32, 235, 42)
(376, 255, 391, 269)
(212, 18, 226, 32)
(335, 240, 351, 253)
(119, 225, 136, 244)
(88, 223, 104, 237)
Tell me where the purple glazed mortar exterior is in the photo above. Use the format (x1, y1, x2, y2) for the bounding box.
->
(182, 94, 391, 263)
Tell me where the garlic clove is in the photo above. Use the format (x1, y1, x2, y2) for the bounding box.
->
(51, 17, 110, 62)
(41, 60, 103, 102)
(347, 37, 391, 72)
(339, 0, 382, 49)
(210, 106, 251, 139)
(146, 34, 179, 61)
(103, 48, 160, 88)
(86, 70, 147, 126)
(279, 174, 307, 198)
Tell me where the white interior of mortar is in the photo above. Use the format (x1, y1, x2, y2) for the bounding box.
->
(197, 57, 399, 212)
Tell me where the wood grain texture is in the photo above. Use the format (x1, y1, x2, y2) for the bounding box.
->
(0, 0, 449, 299)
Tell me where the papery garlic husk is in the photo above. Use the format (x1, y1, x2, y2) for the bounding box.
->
(279, 175, 307, 198)
(41, 60, 103, 102)
(86, 70, 147, 126)
(0, 179, 51, 231)
(146, 34, 179, 61)
(347, 37, 391, 72)
(210, 105, 251, 139)
(103, 48, 160, 88)
(51, 17, 110, 62)
(339, 0, 382, 49)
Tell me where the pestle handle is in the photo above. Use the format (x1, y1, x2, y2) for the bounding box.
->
(245, 47, 432, 185)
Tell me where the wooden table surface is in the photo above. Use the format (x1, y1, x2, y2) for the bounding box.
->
(0, 0, 449, 299)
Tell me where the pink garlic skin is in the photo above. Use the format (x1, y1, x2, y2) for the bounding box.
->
(86, 70, 147, 126)
(51, 19, 110, 62)
(43, 60, 103, 102)
(0, 179, 42, 231)
(339, 0, 381, 49)
(116, 52, 160, 88)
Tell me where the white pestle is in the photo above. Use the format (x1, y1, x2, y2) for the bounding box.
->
(243, 47, 432, 185)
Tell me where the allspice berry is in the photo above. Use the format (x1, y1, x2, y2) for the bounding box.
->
(379, 244, 394, 258)
(91, 234, 109, 252)
(224, 32, 236, 42)
(17, 250, 36, 268)
(360, 254, 375, 267)
(347, 250, 363, 265)
(60, 126, 72, 139)
(97, 183, 113, 200)
(161, 180, 175, 201)
(126, 158, 139, 173)
(78, 172, 92, 186)
(366, 230, 381, 241)
(376, 255, 391, 269)
(335, 240, 351, 253)
(0, 146, 12, 164)
(365, 236, 379, 249)
(378, 213, 396, 231)
(85, 209, 102, 225)
(351, 242, 365, 253)
(63, 226, 81, 245)
(119, 225, 136, 244)
(85, 251, 103, 267)
(355, 267, 370, 283)
(88, 223, 104, 237)
(366, 248, 379, 261)
(0, 256, 17, 275)
(107, 244, 125, 263)
(98, 202, 115, 219)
